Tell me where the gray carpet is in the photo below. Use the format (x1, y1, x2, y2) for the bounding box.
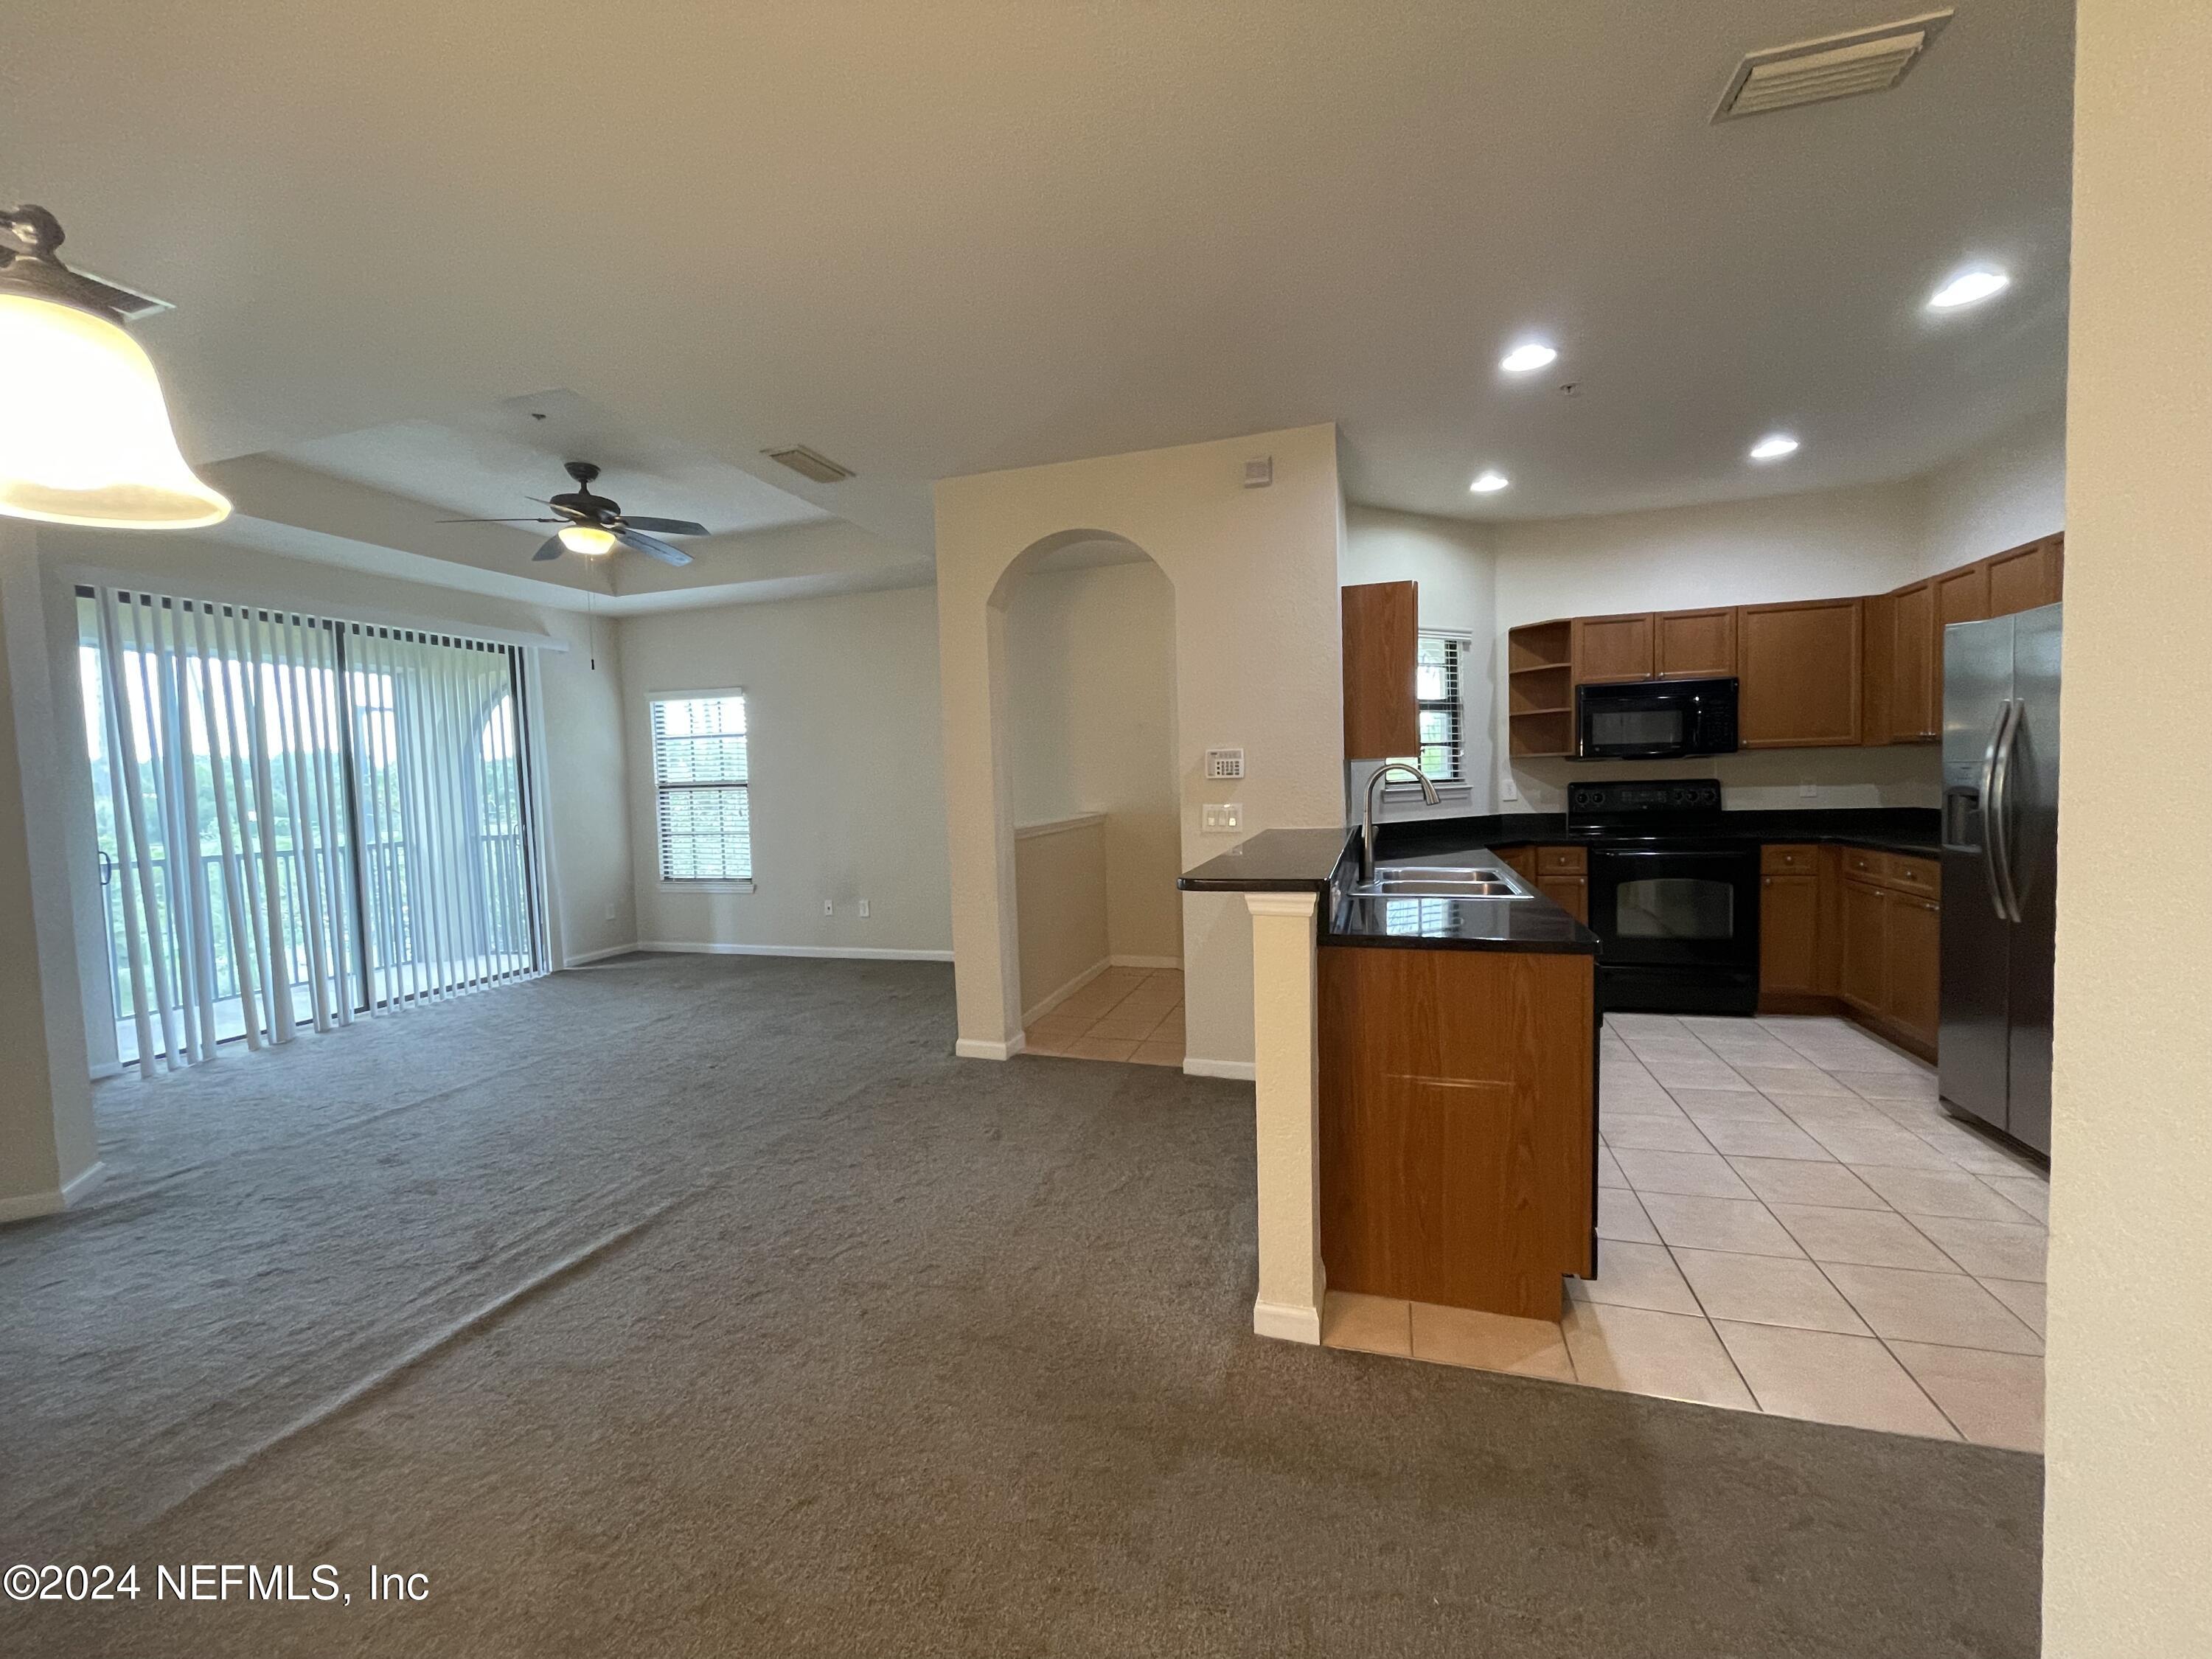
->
(0, 953, 2040, 1656)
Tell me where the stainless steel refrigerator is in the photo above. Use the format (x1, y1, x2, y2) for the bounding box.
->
(1939, 604, 2061, 1156)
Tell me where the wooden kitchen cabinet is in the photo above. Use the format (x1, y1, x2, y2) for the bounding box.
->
(1536, 874, 1589, 923)
(1935, 560, 1991, 630)
(1759, 872, 1821, 996)
(1885, 892, 1942, 1049)
(1342, 581, 1418, 759)
(1494, 845, 1536, 881)
(1888, 579, 1938, 742)
(1572, 613, 1655, 684)
(1840, 877, 1888, 1012)
(1654, 608, 1737, 679)
(1986, 535, 2065, 616)
(1320, 945, 1595, 1319)
(1738, 598, 1864, 747)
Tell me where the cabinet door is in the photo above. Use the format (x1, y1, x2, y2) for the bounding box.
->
(1495, 845, 1536, 881)
(1738, 598, 1865, 747)
(1571, 613, 1654, 684)
(1935, 561, 1991, 630)
(1654, 608, 1737, 679)
(1860, 591, 1893, 745)
(1536, 873, 1589, 924)
(1840, 880, 1888, 1012)
(1342, 582, 1418, 759)
(1759, 873, 1820, 996)
(1883, 894, 1941, 1047)
(1986, 537, 2065, 616)
(1890, 580, 1937, 741)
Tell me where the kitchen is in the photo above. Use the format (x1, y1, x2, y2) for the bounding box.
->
(1184, 439, 2059, 1444)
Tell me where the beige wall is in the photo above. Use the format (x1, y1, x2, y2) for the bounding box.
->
(2042, 3, 2212, 1649)
(1013, 817, 1110, 1018)
(1004, 559, 1181, 966)
(0, 521, 98, 1217)
(35, 528, 637, 973)
(619, 583, 953, 958)
(933, 424, 1346, 1071)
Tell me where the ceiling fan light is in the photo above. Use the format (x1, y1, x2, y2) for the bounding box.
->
(557, 523, 617, 555)
(0, 293, 231, 530)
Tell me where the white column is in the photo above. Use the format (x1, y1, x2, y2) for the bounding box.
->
(0, 523, 100, 1222)
(1245, 889, 1324, 1343)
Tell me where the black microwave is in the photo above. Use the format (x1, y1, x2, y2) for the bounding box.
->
(1576, 678, 1739, 760)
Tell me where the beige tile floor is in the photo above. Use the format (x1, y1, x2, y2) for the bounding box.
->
(1323, 1013, 2051, 1452)
(1023, 967, 1183, 1067)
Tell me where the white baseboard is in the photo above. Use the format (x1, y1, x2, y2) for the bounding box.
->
(1110, 954, 1183, 970)
(956, 1034, 1026, 1061)
(636, 940, 955, 963)
(1182, 1056, 1256, 1082)
(561, 943, 639, 967)
(1023, 957, 1110, 1025)
(0, 1161, 104, 1225)
(1252, 1297, 1322, 1345)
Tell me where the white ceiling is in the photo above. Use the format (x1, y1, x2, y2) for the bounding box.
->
(276, 390, 830, 536)
(3, 0, 2072, 549)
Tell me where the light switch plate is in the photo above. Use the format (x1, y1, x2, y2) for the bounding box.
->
(858, 899, 870, 918)
(1499, 774, 1520, 803)
(1202, 802, 1244, 833)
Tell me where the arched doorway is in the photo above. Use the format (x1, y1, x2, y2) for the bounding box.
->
(991, 532, 1181, 1065)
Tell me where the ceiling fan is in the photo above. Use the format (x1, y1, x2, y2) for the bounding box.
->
(440, 460, 707, 566)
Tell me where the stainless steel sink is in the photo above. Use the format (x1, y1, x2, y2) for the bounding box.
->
(1350, 865, 1532, 899)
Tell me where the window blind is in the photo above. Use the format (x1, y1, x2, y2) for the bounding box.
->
(652, 692, 751, 883)
(1390, 632, 1469, 786)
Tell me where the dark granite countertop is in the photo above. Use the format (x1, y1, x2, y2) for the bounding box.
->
(1180, 830, 1599, 955)
(1178, 807, 1940, 959)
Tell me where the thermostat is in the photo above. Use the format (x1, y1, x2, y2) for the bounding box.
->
(1205, 748, 1245, 781)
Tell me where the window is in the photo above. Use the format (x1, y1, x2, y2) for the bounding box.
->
(1388, 632, 1470, 789)
(651, 692, 753, 886)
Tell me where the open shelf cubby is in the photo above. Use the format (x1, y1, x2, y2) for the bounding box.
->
(1506, 618, 1572, 675)
(1507, 708, 1575, 758)
(1508, 662, 1572, 717)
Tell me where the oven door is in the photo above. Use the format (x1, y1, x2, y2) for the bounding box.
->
(1587, 846, 1761, 1015)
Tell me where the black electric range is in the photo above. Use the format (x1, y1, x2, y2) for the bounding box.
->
(1565, 779, 1761, 1016)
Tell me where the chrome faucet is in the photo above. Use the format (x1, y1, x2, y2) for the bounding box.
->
(1360, 762, 1439, 886)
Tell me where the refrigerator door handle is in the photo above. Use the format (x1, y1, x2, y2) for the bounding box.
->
(1978, 700, 2012, 922)
(1989, 698, 2026, 925)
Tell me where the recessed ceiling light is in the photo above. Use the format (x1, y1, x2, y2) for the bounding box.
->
(1748, 434, 1800, 462)
(1470, 470, 1511, 493)
(1498, 342, 1558, 374)
(1927, 268, 2010, 310)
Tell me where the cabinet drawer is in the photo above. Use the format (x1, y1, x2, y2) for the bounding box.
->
(1536, 846, 1587, 875)
(1760, 844, 1819, 874)
(1883, 853, 1940, 897)
(1841, 847, 1886, 886)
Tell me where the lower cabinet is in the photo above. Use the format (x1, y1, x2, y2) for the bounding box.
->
(1319, 945, 1595, 1320)
(1883, 890, 1941, 1048)
(1840, 877, 1888, 1012)
(1758, 872, 1820, 995)
(1537, 874, 1588, 923)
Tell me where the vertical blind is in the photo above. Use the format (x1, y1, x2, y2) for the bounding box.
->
(82, 586, 545, 1077)
(650, 692, 751, 883)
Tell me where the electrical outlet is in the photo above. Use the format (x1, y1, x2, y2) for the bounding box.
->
(1499, 774, 1520, 803)
(823, 898, 834, 915)
(1800, 780, 1819, 799)
(858, 899, 870, 919)
(1202, 803, 1243, 833)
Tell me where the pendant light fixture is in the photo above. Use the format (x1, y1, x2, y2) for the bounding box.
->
(0, 204, 231, 530)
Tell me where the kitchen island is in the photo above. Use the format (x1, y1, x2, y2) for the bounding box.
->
(1181, 829, 1600, 1335)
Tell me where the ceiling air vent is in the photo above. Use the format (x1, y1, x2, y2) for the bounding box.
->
(762, 445, 854, 484)
(1713, 10, 1952, 122)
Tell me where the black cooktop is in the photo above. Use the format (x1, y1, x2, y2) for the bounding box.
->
(1565, 777, 1728, 840)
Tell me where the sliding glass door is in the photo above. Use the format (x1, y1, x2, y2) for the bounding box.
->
(79, 588, 544, 1074)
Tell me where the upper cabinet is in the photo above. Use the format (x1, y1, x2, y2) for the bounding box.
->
(1653, 607, 1737, 679)
(1865, 534, 2065, 745)
(1986, 535, 2065, 615)
(1739, 598, 1864, 748)
(1934, 560, 1990, 630)
(1571, 613, 1654, 683)
(1341, 581, 1418, 759)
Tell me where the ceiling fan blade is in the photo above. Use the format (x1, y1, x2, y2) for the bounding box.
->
(621, 515, 710, 538)
(531, 535, 567, 562)
(616, 527, 693, 566)
(437, 516, 560, 524)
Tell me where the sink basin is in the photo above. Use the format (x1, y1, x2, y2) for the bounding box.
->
(1351, 865, 1532, 899)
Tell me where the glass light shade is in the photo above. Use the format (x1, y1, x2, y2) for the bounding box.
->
(557, 523, 617, 555)
(0, 292, 231, 529)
